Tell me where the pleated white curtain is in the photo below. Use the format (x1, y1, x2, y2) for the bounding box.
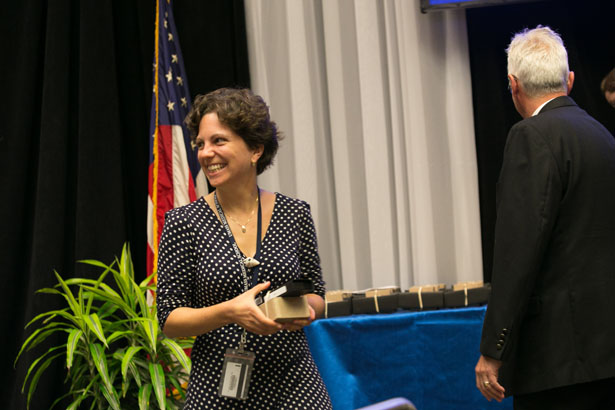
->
(245, 0, 483, 291)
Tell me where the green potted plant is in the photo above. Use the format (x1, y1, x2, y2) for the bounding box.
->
(15, 243, 192, 410)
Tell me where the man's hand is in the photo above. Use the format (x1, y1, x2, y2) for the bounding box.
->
(475, 355, 505, 402)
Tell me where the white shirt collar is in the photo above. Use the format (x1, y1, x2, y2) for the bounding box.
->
(532, 97, 557, 116)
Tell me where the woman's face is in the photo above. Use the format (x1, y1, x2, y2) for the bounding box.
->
(195, 112, 261, 188)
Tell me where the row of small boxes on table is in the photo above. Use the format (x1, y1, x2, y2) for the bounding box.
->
(324, 281, 491, 318)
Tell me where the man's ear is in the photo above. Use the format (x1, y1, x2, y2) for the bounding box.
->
(508, 74, 519, 95)
(566, 71, 575, 95)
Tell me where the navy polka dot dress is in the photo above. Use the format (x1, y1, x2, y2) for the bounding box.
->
(156, 193, 332, 409)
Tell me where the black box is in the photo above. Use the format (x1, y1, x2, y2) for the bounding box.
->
(443, 284, 490, 308)
(398, 291, 444, 310)
(351, 293, 399, 314)
(326, 300, 353, 318)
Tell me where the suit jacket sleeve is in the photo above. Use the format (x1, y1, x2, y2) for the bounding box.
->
(480, 120, 563, 361)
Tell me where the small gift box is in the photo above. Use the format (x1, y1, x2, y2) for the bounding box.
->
(258, 295, 310, 323)
(352, 287, 400, 315)
(325, 290, 353, 318)
(443, 281, 491, 308)
(398, 284, 445, 310)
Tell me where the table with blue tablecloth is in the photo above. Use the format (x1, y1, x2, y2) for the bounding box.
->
(305, 305, 513, 410)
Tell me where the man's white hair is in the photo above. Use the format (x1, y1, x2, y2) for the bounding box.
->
(507, 26, 570, 98)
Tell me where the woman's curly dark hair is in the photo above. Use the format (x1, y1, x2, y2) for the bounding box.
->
(185, 88, 282, 175)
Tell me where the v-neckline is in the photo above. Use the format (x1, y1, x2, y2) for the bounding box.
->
(202, 193, 277, 258)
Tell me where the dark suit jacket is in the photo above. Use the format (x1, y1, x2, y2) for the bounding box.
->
(480, 96, 615, 396)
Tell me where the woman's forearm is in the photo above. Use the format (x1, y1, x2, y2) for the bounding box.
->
(162, 301, 233, 338)
(162, 282, 283, 338)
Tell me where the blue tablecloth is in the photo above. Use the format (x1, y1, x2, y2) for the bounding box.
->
(305, 306, 513, 410)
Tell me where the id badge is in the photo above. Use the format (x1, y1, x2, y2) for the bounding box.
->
(218, 348, 255, 400)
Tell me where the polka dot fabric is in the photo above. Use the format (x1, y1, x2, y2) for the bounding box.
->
(157, 193, 332, 409)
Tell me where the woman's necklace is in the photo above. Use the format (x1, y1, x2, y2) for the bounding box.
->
(225, 196, 259, 233)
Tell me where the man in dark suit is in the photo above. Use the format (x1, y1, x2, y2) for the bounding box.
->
(475, 26, 615, 409)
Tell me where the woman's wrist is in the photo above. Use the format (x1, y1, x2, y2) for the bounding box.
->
(216, 299, 235, 326)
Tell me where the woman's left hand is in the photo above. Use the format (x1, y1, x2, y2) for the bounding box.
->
(281, 305, 316, 331)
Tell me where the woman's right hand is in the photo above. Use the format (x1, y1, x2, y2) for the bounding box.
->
(228, 282, 283, 335)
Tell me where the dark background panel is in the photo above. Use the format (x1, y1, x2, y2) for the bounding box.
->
(174, 0, 251, 100)
(467, 0, 615, 282)
(0, 1, 249, 409)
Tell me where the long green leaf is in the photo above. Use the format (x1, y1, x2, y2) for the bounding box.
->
(78, 286, 85, 319)
(111, 268, 132, 309)
(63, 277, 104, 287)
(81, 284, 123, 303)
(107, 330, 132, 344)
(139, 383, 152, 410)
(82, 286, 135, 317)
(121, 243, 134, 280)
(161, 339, 191, 373)
(83, 288, 94, 316)
(139, 275, 155, 288)
(78, 281, 119, 297)
(26, 326, 71, 354)
(89, 343, 115, 396)
(86, 265, 111, 314)
(99, 382, 121, 410)
(53, 377, 94, 410)
(63, 276, 106, 316)
(176, 336, 196, 349)
(15, 322, 67, 366)
(78, 258, 117, 272)
(54, 271, 81, 317)
(117, 352, 134, 398)
(112, 248, 134, 307)
(25, 351, 64, 410)
(168, 375, 186, 400)
(24, 307, 72, 329)
(149, 362, 166, 410)
(35, 287, 64, 296)
(22, 345, 65, 394)
(95, 300, 120, 320)
(121, 346, 144, 380)
(132, 279, 149, 317)
(83, 314, 107, 347)
(66, 396, 86, 410)
(129, 361, 143, 387)
(135, 318, 158, 353)
(66, 329, 83, 370)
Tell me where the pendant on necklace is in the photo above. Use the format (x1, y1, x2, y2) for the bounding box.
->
(243, 257, 260, 268)
(241, 225, 247, 233)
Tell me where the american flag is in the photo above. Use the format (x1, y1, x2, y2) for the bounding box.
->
(147, 0, 207, 281)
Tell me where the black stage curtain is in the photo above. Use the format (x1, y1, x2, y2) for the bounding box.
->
(0, 1, 249, 409)
(467, 0, 615, 282)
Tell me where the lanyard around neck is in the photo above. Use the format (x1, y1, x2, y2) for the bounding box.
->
(214, 188, 262, 291)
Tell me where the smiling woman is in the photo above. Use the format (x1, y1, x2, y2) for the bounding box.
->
(195, 112, 262, 189)
(156, 88, 333, 409)
(185, 88, 281, 176)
